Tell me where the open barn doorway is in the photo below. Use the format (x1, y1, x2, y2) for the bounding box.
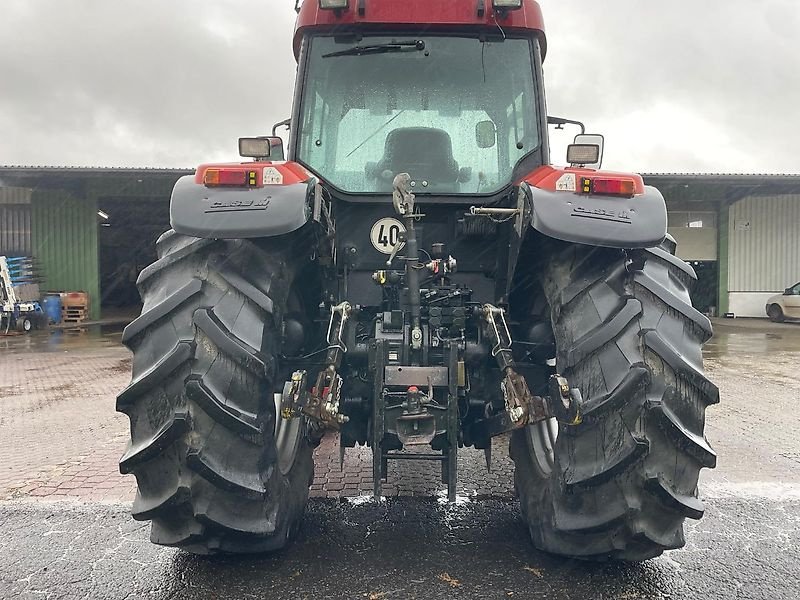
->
(97, 197, 170, 322)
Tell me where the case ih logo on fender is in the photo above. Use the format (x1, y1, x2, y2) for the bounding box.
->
(572, 206, 631, 224)
(205, 197, 272, 213)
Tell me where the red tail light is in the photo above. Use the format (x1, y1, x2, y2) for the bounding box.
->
(204, 169, 255, 187)
(581, 177, 636, 198)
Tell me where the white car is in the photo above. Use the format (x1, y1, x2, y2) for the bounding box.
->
(766, 282, 800, 322)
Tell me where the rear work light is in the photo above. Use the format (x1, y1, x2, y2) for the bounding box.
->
(580, 177, 636, 197)
(204, 169, 258, 187)
(566, 144, 601, 166)
(493, 0, 523, 9)
(319, 0, 348, 9)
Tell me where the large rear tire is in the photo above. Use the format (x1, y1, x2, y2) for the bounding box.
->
(511, 237, 718, 561)
(117, 230, 315, 554)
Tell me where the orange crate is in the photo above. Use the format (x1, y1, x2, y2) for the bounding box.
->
(60, 291, 89, 309)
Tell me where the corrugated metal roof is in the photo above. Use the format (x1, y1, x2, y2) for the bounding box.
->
(0, 167, 192, 195)
(0, 165, 194, 174)
(643, 173, 800, 205)
(644, 173, 800, 178)
(0, 165, 800, 179)
(1, 167, 797, 205)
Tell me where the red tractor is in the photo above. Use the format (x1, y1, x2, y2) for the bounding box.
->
(118, 0, 717, 561)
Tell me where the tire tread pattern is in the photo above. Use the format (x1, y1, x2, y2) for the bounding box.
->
(117, 230, 314, 554)
(511, 240, 716, 561)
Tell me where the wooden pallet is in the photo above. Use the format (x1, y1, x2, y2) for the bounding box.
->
(62, 306, 87, 324)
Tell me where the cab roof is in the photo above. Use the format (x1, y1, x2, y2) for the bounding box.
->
(294, 0, 546, 60)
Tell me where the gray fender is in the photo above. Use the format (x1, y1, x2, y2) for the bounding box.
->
(170, 175, 313, 239)
(522, 182, 667, 249)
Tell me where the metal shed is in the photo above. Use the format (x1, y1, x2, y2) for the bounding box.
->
(0, 167, 190, 321)
(1, 167, 798, 321)
(646, 174, 800, 317)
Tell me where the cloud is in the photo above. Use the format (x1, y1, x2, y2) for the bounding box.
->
(0, 0, 298, 167)
(541, 0, 800, 172)
(0, 0, 797, 173)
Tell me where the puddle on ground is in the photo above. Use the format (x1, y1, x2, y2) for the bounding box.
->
(0, 323, 125, 354)
(703, 321, 800, 361)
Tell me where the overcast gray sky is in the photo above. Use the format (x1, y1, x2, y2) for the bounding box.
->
(1, 0, 798, 174)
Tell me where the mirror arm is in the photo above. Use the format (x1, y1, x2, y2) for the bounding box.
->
(547, 116, 586, 135)
(272, 118, 292, 136)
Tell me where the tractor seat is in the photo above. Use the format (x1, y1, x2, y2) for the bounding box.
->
(367, 127, 460, 186)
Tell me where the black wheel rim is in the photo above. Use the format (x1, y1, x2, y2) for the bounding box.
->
(526, 418, 558, 475)
(273, 392, 301, 475)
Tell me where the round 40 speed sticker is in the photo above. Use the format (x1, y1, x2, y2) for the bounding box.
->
(370, 217, 406, 255)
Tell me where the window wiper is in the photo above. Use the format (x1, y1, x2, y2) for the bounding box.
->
(322, 40, 425, 58)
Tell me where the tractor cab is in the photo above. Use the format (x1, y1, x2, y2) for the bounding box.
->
(290, 1, 548, 198)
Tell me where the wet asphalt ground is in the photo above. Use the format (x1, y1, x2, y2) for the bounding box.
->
(1, 318, 800, 599)
(2, 494, 799, 600)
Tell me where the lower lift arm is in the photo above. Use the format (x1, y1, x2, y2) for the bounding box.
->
(476, 304, 582, 438)
(281, 302, 353, 438)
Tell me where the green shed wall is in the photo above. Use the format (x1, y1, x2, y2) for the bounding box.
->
(31, 191, 100, 320)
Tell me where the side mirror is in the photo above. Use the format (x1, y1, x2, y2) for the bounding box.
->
(568, 134, 604, 169)
(239, 136, 285, 161)
(786, 288, 794, 296)
(475, 121, 497, 149)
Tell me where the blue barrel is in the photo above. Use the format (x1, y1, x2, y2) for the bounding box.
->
(42, 294, 62, 325)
